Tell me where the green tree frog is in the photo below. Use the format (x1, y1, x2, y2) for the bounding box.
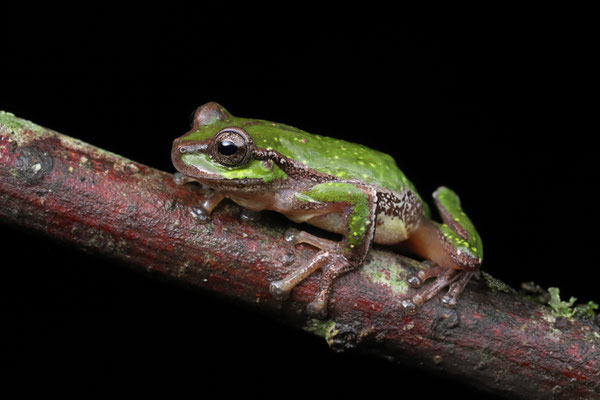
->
(171, 102, 483, 318)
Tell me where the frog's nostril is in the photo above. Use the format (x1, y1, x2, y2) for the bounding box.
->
(178, 143, 208, 154)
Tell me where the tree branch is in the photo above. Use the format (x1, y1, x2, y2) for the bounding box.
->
(1, 111, 599, 399)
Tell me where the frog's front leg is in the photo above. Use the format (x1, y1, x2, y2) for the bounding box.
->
(404, 187, 483, 311)
(173, 172, 226, 219)
(270, 182, 377, 318)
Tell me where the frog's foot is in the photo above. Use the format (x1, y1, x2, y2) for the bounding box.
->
(403, 267, 467, 313)
(269, 250, 332, 301)
(305, 255, 354, 319)
(269, 252, 352, 318)
(270, 228, 355, 318)
(440, 270, 474, 307)
(185, 190, 226, 223)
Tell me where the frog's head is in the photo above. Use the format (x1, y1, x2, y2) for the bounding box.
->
(171, 102, 287, 186)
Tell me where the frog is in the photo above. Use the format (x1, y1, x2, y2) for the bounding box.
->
(171, 102, 483, 318)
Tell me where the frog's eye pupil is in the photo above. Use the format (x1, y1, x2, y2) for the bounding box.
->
(218, 140, 238, 156)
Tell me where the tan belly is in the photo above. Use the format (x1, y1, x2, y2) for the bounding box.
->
(229, 192, 415, 246)
(302, 212, 347, 234)
(301, 212, 413, 246)
(372, 214, 411, 245)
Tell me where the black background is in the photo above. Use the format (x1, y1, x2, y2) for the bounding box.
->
(1, 7, 597, 398)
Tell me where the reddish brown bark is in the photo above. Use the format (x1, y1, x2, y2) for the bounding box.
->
(1, 112, 599, 399)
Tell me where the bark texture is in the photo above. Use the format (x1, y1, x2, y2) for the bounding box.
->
(1, 111, 599, 399)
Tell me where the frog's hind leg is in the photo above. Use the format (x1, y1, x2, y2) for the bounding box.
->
(403, 187, 482, 311)
(269, 249, 333, 300)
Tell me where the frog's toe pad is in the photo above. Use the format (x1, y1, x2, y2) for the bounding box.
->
(441, 293, 458, 308)
(306, 300, 328, 319)
(173, 172, 186, 185)
(269, 281, 291, 300)
(407, 274, 423, 288)
(401, 299, 418, 314)
(190, 207, 210, 224)
(283, 228, 302, 244)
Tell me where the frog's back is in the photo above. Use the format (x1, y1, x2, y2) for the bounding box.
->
(246, 119, 418, 194)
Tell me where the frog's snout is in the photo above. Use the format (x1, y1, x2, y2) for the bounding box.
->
(171, 138, 210, 174)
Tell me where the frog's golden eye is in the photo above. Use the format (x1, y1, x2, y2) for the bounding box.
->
(210, 127, 253, 167)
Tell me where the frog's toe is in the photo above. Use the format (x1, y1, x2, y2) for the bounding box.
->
(407, 265, 446, 288)
(441, 270, 474, 308)
(403, 268, 459, 311)
(269, 280, 291, 300)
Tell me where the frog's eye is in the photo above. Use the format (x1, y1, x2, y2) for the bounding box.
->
(210, 127, 253, 167)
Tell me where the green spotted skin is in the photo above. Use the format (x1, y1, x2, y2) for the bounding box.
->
(434, 187, 483, 262)
(181, 116, 420, 196)
(297, 182, 370, 251)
